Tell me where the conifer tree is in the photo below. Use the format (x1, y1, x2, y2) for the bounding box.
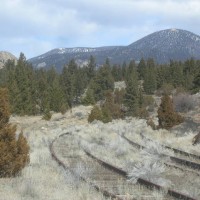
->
(143, 58, 157, 94)
(91, 63, 114, 101)
(137, 58, 146, 80)
(192, 70, 200, 93)
(87, 55, 96, 81)
(0, 88, 29, 177)
(102, 91, 123, 119)
(82, 88, 95, 105)
(124, 68, 139, 116)
(125, 60, 136, 80)
(157, 94, 183, 130)
(88, 105, 103, 123)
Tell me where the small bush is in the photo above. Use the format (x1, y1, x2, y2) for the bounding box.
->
(42, 110, 52, 121)
(60, 104, 68, 115)
(88, 106, 103, 123)
(128, 160, 171, 187)
(173, 93, 197, 112)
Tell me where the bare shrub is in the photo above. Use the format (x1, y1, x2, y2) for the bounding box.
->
(128, 160, 171, 187)
(173, 93, 197, 112)
(141, 140, 174, 161)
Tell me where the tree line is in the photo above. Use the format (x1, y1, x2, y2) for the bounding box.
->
(0, 53, 200, 118)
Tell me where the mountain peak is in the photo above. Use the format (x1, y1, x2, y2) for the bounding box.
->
(29, 29, 200, 71)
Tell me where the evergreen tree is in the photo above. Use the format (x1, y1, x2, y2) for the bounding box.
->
(111, 64, 122, 81)
(143, 58, 157, 94)
(82, 88, 95, 105)
(124, 67, 139, 116)
(0, 88, 29, 177)
(49, 72, 66, 112)
(88, 105, 103, 123)
(125, 60, 136, 80)
(121, 62, 127, 80)
(102, 91, 123, 119)
(192, 70, 200, 93)
(157, 95, 183, 130)
(87, 55, 96, 81)
(137, 58, 146, 80)
(91, 63, 114, 101)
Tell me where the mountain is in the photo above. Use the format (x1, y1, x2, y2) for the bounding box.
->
(28, 29, 200, 71)
(0, 51, 17, 69)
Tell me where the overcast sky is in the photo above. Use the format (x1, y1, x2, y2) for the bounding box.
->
(1, 0, 200, 58)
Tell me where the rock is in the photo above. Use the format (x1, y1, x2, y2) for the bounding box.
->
(0, 51, 17, 68)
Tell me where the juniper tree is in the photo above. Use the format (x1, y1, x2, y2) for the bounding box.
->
(157, 94, 183, 130)
(88, 105, 103, 123)
(0, 88, 29, 177)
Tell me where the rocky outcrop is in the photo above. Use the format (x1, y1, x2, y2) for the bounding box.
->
(0, 51, 17, 68)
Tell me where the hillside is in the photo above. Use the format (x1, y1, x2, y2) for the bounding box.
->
(28, 29, 200, 71)
(0, 51, 17, 68)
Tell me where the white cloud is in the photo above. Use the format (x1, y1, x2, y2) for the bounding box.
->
(0, 0, 200, 58)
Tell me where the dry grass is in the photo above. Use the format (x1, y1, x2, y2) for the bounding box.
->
(0, 106, 106, 200)
(1, 103, 199, 199)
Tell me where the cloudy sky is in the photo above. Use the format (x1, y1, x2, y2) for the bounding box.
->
(1, 0, 200, 58)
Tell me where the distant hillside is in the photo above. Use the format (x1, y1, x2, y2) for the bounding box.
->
(0, 51, 17, 68)
(28, 29, 200, 71)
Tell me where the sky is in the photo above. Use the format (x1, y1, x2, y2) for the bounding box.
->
(1, 0, 200, 59)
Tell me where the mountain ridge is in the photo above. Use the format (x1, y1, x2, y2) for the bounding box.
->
(28, 28, 200, 71)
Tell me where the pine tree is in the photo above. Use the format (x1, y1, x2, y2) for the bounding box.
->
(87, 55, 96, 81)
(143, 58, 157, 94)
(137, 58, 146, 80)
(125, 60, 136, 80)
(124, 68, 139, 116)
(91, 63, 114, 101)
(82, 88, 95, 105)
(192, 70, 200, 93)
